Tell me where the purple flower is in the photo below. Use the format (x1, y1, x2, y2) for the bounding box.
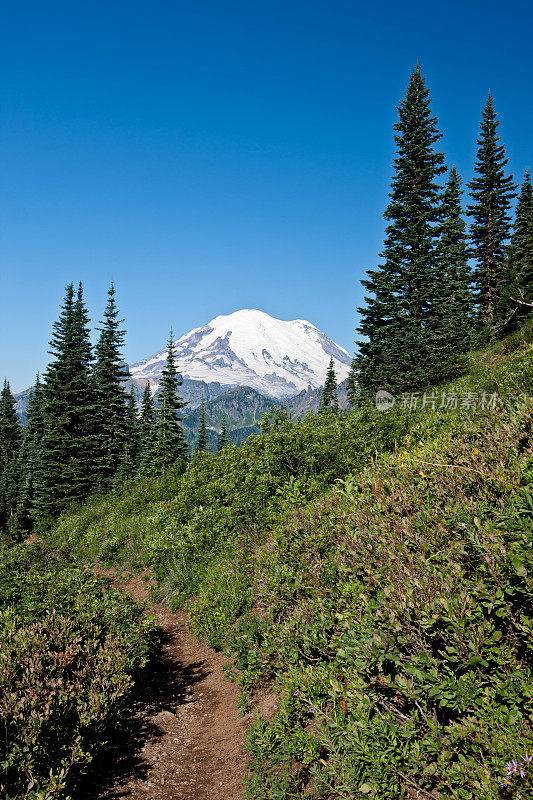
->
(522, 753, 533, 764)
(506, 760, 520, 776)
(293, 689, 300, 697)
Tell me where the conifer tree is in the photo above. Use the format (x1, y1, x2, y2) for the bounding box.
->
(217, 413, 229, 452)
(355, 65, 446, 393)
(153, 331, 188, 472)
(509, 169, 533, 321)
(36, 283, 96, 518)
(114, 387, 140, 486)
(92, 284, 129, 488)
(0, 380, 22, 529)
(195, 396, 209, 453)
(138, 383, 156, 475)
(432, 166, 472, 378)
(346, 359, 358, 407)
(467, 94, 516, 337)
(15, 376, 45, 531)
(320, 358, 339, 413)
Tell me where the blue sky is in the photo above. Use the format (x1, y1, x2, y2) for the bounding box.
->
(2, 0, 532, 391)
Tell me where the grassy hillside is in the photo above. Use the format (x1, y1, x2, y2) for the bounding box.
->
(46, 325, 533, 799)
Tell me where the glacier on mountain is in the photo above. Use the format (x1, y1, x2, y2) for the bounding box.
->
(129, 309, 351, 400)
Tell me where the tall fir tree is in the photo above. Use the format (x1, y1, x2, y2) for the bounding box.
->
(113, 387, 140, 487)
(355, 65, 446, 394)
(195, 396, 209, 453)
(0, 380, 22, 529)
(432, 166, 472, 378)
(346, 359, 358, 407)
(15, 375, 45, 532)
(217, 413, 229, 452)
(467, 94, 516, 337)
(92, 284, 130, 489)
(320, 358, 339, 413)
(509, 169, 533, 322)
(153, 331, 189, 472)
(138, 383, 156, 475)
(36, 283, 96, 519)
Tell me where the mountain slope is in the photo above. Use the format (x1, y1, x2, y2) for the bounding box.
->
(129, 309, 351, 399)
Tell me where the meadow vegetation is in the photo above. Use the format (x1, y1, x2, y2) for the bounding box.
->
(0, 542, 155, 800)
(42, 327, 533, 799)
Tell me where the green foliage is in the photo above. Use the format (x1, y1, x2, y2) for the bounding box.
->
(355, 65, 447, 394)
(0, 380, 22, 529)
(47, 333, 533, 799)
(92, 283, 130, 489)
(195, 396, 209, 453)
(152, 330, 189, 471)
(0, 542, 155, 800)
(320, 358, 339, 413)
(467, 94, 517, 337)
(36, 283, 97, 520)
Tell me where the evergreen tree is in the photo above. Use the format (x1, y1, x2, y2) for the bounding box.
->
(195, 396, 209, 453)
(15, 375, 45, 532)
(355, 65, 446, 394)
(346, 359, 358, 407)
(92, 284, 129, 489)
(432, 166, 472, 378)
(467, 94, 516, 337)
(0, 380, 22, 529)
(36, 283, 96, 519)
(217, 413, 229, 452)
(320, 358, 339, 413)
(153, 331, 189, 472)
(114, 387, 140, 487)
(509, 169, 533, 321)
(138, 383, 156, 475)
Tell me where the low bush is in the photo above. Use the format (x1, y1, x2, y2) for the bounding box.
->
(0, 543, 155, 800)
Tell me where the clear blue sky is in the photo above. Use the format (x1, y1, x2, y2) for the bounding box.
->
(2, 0, 532, 391)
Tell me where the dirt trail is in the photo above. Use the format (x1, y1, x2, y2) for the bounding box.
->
(80, 574, 249, 800)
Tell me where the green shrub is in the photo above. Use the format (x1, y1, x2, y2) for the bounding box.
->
(0, 543, 155, 800)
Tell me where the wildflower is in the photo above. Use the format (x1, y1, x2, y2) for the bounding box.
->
(473, 448, 479, 456)
(419, 470, 426, 478)
(292, 689, 300, 697)
(522, 753, 533, 764)
(506, 760, 520, 776)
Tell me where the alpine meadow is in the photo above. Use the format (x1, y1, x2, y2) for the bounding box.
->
(1, 57, 533, 800)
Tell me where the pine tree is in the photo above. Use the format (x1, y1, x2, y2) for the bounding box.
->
(92, 284, 130, 489)
(153, 331, 189, 472)
(36, 283, 96, 519)
(320, 358, 339, 413)
(467, 94, 516, 337)
(14, 375, 45, 532)
(195, 396, 209, 453)
(509, 169, 533, 322)
(355, 65, 446, 394)
(432, 166, 472, 378)
(217, 413, 229, 452)
(138, 383, 156, 475)
(0, 380, 22, 529)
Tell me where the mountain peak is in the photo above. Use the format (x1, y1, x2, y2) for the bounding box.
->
(130, 309, 351, 399)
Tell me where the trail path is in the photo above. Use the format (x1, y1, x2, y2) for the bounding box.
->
(80, 574, 249, 800)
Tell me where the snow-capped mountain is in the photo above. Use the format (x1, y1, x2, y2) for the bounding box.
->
(129, 309, 352, 400)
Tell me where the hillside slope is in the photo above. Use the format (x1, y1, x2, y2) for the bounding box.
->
(48, 327, 533, 799)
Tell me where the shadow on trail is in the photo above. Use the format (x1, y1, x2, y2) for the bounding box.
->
(77, 627, 208, 799)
